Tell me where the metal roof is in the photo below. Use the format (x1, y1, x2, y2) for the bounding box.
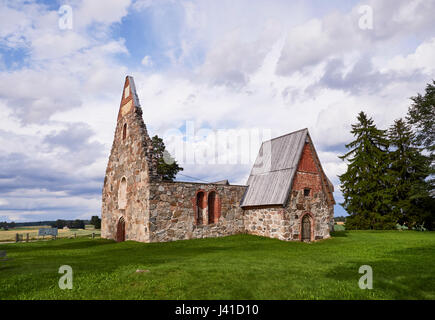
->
(241, 128, 308, 207)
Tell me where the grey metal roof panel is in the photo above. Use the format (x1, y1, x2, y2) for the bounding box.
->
(241, 169, 296, 206)
(241, 129, 308, 207)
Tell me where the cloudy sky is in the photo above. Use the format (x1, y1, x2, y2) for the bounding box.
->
(0, 0, 434, 222)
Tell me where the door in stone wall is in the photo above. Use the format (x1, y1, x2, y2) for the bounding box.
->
(302, 215, 311, 242)
(116, 217, 125, 242)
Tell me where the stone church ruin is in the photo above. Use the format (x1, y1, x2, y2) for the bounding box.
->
(101, 76, 335, 243)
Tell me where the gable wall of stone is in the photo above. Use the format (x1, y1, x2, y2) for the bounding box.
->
(242, 189, 333, 241)
(101, 109, 152, 242)
(101, 79, 157, 242)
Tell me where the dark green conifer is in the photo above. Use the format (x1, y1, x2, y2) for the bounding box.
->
(339, 111, 394, 229)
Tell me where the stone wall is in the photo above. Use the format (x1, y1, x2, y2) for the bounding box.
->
(243, 189, 333, 241)
(286, 189, 333, 240)
(101, 77, 159, 243)
(243, 207, 288, 240)
(148, 181, 247, 242)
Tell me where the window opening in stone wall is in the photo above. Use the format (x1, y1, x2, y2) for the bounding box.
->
(196, 191, 205, 225)
(208, 191, 218, 224)
(122, 123, 127, 140)
(304, 188, 311, 197)
(118, 177, 127, 209)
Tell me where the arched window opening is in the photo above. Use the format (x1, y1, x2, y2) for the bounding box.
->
(196, 191, 205, 225)
(122, 123, 127, 140)
(208, 191, 220, 224)
(118, 177, 127, 209)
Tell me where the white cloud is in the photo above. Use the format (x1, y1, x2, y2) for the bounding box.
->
(75, 0, 132, 28)
(141, 55, 153, 67)
(1, 0, 434, 221)
(381, 37, 435, 75)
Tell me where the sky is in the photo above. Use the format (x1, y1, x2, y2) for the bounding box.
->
(0, 0, 434, 222)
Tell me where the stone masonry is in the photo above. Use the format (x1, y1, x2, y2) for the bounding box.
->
(243, 141, 334, 241)
(101, 76, 335, 243)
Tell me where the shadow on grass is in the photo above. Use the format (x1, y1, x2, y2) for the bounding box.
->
(0, 239, 115, 253)
(330, 231, 349, 237)
(324, 244, 435, 299)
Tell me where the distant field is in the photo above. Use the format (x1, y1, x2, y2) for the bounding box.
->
(0, 231, 434, 299)
(0, 225, 100, 242)
(334, 224, 346, 231)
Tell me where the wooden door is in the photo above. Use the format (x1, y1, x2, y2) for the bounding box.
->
(302, 215, 311, 242)
(116, 217, 125, 242)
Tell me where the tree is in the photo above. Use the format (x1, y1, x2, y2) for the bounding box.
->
(90, 216, 101, 229)
(407, 80, 435, 155)
(406, 82, 435, 229)
(52, 219, 67, 229)
(334, 216, 346, 222)
(388, 118, 432, 229)
(407, 81, 435, 192)
(151, 135, 183, 181)
(71, 220, 85, 229)
(338, 111, 395, 229)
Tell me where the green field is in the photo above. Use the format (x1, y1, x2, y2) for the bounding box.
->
(0, 231, 434, 299)
(333, 224, 346, 231)
(0, 225, 100, 242)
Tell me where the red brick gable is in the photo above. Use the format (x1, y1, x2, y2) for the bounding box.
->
(292, 142, 323, 194)
(291, 139, 335, 205)
(297, 142, 318, 173)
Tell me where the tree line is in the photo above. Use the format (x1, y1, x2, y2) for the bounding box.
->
(51, 216, 101, 229)
(0, 221, 16, 230)
(339, 81, 434, 230)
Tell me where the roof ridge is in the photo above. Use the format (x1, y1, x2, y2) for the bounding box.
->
(262, 128, 308, 144)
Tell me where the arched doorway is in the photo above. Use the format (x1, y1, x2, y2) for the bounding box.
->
(208, 191, 216, 224)
(116, 217, 125, 242)
(301, 214, 312, 242)
(196, 191, 205, 225)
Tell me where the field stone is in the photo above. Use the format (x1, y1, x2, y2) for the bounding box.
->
(101, 77, 334, 244)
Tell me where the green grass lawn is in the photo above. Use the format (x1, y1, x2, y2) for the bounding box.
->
(0, 231, 434, 300)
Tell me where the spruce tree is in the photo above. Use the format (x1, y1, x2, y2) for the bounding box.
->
(406, 81, 435, 192)
(339, 112, 394, 229)
(407, 80, 435, 155)
(406, 82, 435, 229)
(388, 118, 431, 229)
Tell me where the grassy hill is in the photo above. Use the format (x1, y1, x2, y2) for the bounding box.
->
(0, 231, 434, 299)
